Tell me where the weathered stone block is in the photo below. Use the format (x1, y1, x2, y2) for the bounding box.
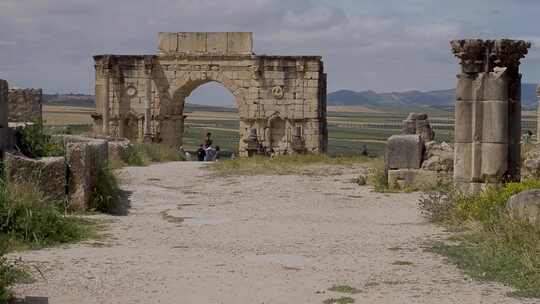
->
(65, 136, 109, 211)
(456, 74, 474, 101)
(481, 100, 507, 143)
(483, 71, 509, 101)
(480, 143, 508, 181)
(507, 190, 540, 226)
(388, 169, 447, 191)
(158, 32, 178, 53)
(454, 101, 473, 143)
(178, 32, 207, 54)
(4, 153, 67, 201)
(207, 32, 228, 53)
(453, 143, 471, 182)
(108, 138, 132, 162)
(66, 142, 91, 211)
(386, 135, 424, 169)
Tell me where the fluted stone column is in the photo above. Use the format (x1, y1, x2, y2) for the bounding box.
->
(102, 58, 111, 135)
(143, 57, 153, 143)
(451, 39, 530, 192)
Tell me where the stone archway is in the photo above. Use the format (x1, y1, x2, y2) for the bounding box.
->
(92, 32, 327, 156)
(160, 77, 243, 149)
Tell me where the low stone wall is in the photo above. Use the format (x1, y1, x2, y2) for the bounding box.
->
(4, 153, 67, 201)
(8, 88, 42, 123)
(2, 135, 113, 211)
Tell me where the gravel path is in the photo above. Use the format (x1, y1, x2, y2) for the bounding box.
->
(11, 162, 535, 303)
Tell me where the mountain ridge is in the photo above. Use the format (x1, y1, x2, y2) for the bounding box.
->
(328, 83, 538, 108)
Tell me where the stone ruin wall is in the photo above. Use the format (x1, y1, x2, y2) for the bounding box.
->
(8, 88, 43, 123)
(451, 39, 530, 192)
(92, 32, 328, 156)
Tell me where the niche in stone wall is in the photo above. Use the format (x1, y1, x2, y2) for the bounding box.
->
(270, 117, 286, 149)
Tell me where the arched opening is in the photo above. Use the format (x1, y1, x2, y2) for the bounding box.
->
(182, 81, 240, 158)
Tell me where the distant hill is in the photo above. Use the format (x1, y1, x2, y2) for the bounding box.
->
(328, 83, 538, 108)
(45, 83, 539, 110)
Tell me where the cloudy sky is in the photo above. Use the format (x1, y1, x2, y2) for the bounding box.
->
(0, 0, 539, 106)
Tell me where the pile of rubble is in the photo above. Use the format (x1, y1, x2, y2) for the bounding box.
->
(385, 113, 454, 191)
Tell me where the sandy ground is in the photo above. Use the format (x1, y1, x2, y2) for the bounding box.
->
(10, 162, 537, 304)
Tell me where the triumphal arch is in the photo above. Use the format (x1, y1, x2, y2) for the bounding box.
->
(92, 32, 327, 155)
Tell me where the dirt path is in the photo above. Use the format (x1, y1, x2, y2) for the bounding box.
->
(11, 162, 535, 303)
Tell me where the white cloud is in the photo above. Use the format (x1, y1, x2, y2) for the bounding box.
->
(0, 0, 538, 96)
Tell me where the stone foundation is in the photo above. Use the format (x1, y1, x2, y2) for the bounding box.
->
(8, 88, 42, 123)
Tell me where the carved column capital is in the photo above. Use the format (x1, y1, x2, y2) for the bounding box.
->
(451, 39, 530, 73)
(490, 39, 530, 70)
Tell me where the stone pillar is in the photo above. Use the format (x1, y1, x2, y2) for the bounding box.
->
(0, 79, 12, 156)
(536, 85, 540, 141)
(102, 59, 111, 135)
(0, 80, 7, 128)
(143, 57, 153, 142)
(451, 39, 530, 192)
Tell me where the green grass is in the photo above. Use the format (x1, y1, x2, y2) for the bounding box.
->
(45, 124, 92, 136)
(111, 143, 185, 169)
(0, 245, 30, 303)
(0, 179, 95, 302)
(210, 154, 374, 176)
(322, 296, 355, 304)
(328, 285, 362, 294)
(16, 120, 64, 158)
(89, 164, 123, 214)
(0, 180, 93, 249)
(420, 180, 540, 297)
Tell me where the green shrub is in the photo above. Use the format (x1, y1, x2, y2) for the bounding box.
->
(0, 240, 30, 303)
(90, 164, 122, 214)
(16, 120, 64, 158)
(420, 181, 540, 297)
(0, 180, 90, 248)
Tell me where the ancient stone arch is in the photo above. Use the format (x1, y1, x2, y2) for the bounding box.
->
(92, 32, 328, 156)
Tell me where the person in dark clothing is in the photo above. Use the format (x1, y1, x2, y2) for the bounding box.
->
(196, 144, 206, 161)
(205, 132, 213, 147)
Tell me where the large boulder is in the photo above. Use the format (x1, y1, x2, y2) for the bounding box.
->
(507, 189, 540, 226)
(386, 135, 424, 170)
(4, 152, 67, 201)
